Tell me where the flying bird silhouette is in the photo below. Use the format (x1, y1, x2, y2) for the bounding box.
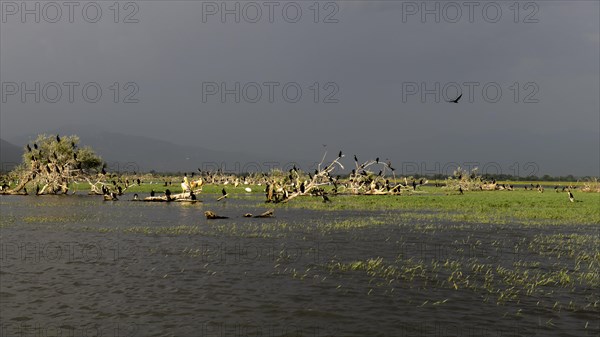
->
(448, 93, 462, 103)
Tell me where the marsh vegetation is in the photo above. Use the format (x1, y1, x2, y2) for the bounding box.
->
(1, 136, 598, 336)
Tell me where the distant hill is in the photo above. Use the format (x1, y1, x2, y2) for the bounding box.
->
(9, 127, 300, 173)
(0, 138, 23, 172)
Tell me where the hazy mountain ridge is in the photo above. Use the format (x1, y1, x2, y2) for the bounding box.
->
(8, 127, 300, 173)
(0, 138, 23, 171)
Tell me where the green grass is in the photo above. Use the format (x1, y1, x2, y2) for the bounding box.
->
(267, 187, 600, 225)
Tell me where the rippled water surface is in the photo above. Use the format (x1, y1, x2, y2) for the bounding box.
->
(1, 194, 598, 337)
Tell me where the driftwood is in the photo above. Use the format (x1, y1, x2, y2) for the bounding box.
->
(204, 211, 228, 219)
(0, 190, 29, 195)
(264, 152, 420, 204)
(142, 195, 200, 203)
(253, 209, 274, 218)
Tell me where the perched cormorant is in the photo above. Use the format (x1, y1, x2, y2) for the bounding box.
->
(56, 134, 61, 142)
(217, 188, 228, 201)
(150, 189, 155, 197)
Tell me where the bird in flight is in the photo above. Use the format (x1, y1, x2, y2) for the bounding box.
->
(448, 93, 462, 103)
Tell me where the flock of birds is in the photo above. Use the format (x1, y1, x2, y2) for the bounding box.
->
(100, 170, 579, 205)
(0, 135, 583, 204)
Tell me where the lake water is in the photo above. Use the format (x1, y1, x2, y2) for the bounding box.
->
(1, 194, 598, 337)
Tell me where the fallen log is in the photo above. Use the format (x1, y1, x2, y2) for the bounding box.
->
(141, 196, 200, 203)
(204, 211, 228, 219)
(254, 209, 274, 218)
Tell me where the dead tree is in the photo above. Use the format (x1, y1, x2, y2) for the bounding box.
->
(6, 134, 104, 195)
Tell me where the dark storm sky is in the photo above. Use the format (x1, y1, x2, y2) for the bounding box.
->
(1, 1, 598, 176)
